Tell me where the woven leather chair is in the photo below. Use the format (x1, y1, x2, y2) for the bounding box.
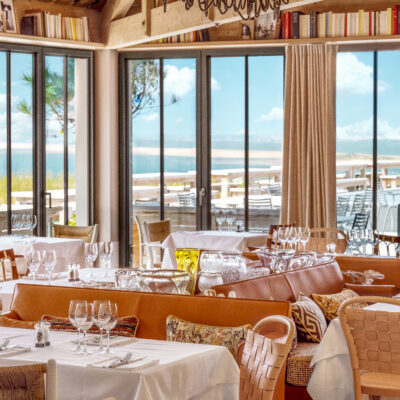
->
(339, 296, 400, 400)
(305, 227, 348, 254)
(0, 249, 20, 280)
(142, 219, 171, 267)
(0, 359, 56, 400)
(52, 224, 99, 244)
(239, 315, 295, 400)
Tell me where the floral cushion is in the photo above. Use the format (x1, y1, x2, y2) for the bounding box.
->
(166, 315, 252, 357)
(292, 293, 327, 343)
(42, 315, 139, 337)
(311, 289, 366, 321)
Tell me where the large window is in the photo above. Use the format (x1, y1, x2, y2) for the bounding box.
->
(0, 45, 93, 237)
(120, 50, 284, 266)
(336, 50, 400, 236)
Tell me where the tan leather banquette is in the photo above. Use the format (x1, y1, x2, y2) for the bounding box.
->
(212, 260, 397, 301)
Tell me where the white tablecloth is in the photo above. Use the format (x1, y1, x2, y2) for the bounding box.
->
(0, 327, 239, 400)
(307, 303, 400, 400)
(0, 236, 85, 274)
(162, 230, 268, 268)
(0, 268, 117, 312)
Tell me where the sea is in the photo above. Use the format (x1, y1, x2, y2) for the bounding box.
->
(0, 139, 399, 176)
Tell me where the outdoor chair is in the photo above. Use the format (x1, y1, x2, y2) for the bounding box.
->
(267, 184, 282, 196)
(248, 197, 272, 210)
(352, 213, 370, 230)
(339, 296, 400, 400)
(177, 192, 196, 207)
(350, 194, 365, 216)
(337, 196, 350, 217)
(239, 315, 295, 400)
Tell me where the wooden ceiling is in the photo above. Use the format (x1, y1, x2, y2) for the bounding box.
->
(41, 0, 108, 10)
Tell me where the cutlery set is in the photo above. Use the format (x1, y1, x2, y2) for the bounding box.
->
(107, 352, 146, 368)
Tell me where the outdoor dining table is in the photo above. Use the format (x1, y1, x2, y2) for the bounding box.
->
(307, 302, 400, 400)
(0, 327, 239, 400)
(161, 230, 269, 268)
(0, 236, 85, 274)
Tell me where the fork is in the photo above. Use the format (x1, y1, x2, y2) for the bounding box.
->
(0, 339, 10, 351)
(108, 352, 133, 368)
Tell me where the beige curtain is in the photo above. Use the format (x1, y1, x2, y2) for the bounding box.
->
(280, 44, 337, 229)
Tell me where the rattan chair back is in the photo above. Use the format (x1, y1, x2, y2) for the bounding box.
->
(240, 315, 295, 400)
(305, 227, 348, 254)
(53, 224, 98, 244)
(339, 296, 400, 400)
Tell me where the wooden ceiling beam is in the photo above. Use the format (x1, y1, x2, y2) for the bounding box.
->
(110, 0, 137, 21)
(107, 0, 327, 49)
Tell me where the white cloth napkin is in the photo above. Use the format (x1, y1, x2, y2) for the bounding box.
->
(0, 346, 31, 357)
(87, 356, 159, 371)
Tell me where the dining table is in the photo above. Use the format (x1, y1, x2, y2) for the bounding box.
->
(307, 302, 400, 400)
(0, 236, 86, 274)
(161, 230, 269, 268)
(0, 326, 239, 400)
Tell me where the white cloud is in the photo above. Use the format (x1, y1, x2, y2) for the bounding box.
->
(337, 117, 400, 141)
(256, 107, 284, 122)
(211, 78, 220, 91)
(142, 112, 158, 122)
(337, 53, 388, 94)
(164, 65, 195, 99)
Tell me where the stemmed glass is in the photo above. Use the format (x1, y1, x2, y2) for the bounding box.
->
(98, 302, 118, 354)
(299, 227, 310, 251)
(92, 300, 110, 352)
(24, 250, 41, 281)
(11, 215, 22, 236)
(85, 243, 98, 280)
(277, 227, 288, 249)
(69, 299, 87, 352)
(75, 302, 93, 355)
(225, 209, 237, 231)
(215, 209, 226, 231)
(287, 227, 299, 250)
(99, 242, 113, 278)
(42, 250, 57, 284)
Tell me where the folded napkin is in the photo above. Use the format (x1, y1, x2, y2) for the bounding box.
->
(72, 335, 136, 347)
(0, 346, 31, 357)
(87, 356, 159, 371)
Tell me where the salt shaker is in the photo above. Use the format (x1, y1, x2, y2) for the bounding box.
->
(42, 321, 51, 346)
(34, 322, 45, 348)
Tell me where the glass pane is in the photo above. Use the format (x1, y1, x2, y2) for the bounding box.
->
(377, 51, 400, 237)
(210, 57, 245, 230)
(11, 53, 34, 234)
(129, 59, 161, 267)
(45, 56, 65, 231)
(248, 55, 283, 232)
(68, 57, 89, 226)
(163, 58, 197, 233)
(0, 52, 6, 235)
(336, 52, 374, 233)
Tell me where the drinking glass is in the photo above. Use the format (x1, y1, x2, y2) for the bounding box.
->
(24, 250, 41, 281)
(92, 300, 110, 351)
(75, 302, 93, 355)
(299, 227, 310, 251)
(69, 299, 87, 352)
(85, 243, 98, 280)
(287, 227, 298, 250)
(42, 250, 57, 284)
(225, 209, 237, 231)
(277, 227, 288, 249)
(215, 209, 226, 231)
(98, 302, 118, 354)
(99, 242, 113, 278)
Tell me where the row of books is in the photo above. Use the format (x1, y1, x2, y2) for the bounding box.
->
(154, 29, 210, 44)
(20, 10, 90, 42)
(282, 7, 400, 40)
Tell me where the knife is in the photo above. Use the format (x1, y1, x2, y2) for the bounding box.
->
(108, 357, 146, 369)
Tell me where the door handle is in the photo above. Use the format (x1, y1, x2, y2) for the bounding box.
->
(199, 188, 206, 207)
(44, 192, 52, 208)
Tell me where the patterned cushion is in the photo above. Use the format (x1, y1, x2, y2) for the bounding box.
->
(286, 342, 318, 386)
(166, 314, 252, 357)
(42, 315, 139, 337)
(312, 289, 365, 321)
(292, 293, 327, 343)
(0, 316, 35, 329)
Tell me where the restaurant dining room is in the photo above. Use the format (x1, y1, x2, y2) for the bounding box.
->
(0, 0, 400, 399)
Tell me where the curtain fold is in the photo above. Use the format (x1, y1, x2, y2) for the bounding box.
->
(281, 44, 338, 229)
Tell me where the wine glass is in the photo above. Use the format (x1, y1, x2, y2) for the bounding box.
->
(225, 209, 237, 231)
(92, 300, 110, 352)
(98, 302, 118, 354)
(287, 227, 298, 250)
(75, 302, 93, 355)
(42, 250, 57, 284)
(24, 250, 41, 281)
(69, 299, 87, 352)
(300, 227, 310, 251)
(85, 243, 98, 280)
(99, 242, 113, 278)
(277, 227, 288, 249)
(215, 209, 226, 231)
